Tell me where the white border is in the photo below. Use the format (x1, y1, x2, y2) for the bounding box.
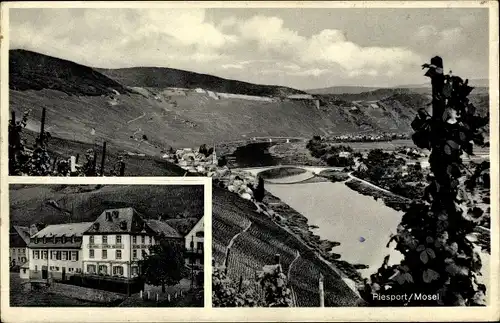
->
(1, 1, 499, 322)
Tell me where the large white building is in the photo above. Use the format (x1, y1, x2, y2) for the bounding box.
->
(81, 208, 183, 279)
(28, 222, 93, 281)
(23, 207, 203, 283)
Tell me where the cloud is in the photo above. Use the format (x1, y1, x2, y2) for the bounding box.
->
(9, 9, 485, 88)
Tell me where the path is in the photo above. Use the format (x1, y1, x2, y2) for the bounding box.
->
(225, 221, 252, 265)
(127, 112, 146, 124)
(287, 250, 301, 307)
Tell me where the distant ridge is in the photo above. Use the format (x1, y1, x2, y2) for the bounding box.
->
(9, 49, 129, 96)
(96, 67, 305, 97)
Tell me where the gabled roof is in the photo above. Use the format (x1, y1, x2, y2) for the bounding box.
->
(33, 222, 94, 238)
(84, 207, 156, 235)
(10, 226, 30, 247)
(165, 217, 201, 236)
(146, 219, 183, 239)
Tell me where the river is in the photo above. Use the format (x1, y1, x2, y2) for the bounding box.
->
(265, 180, 404, 278)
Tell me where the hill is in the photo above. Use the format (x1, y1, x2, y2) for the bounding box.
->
(306, 86, 381, 95)
(9, 184, 204, 226)
(10, 49, 129, 96)
(96, 67, 305, 97)
(9, 50, 489, 156)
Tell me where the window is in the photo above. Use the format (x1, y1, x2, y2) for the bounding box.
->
(71, 251, 78, 261)
(23, 269, 27, 274)
(141, 236, 145, 244)
(62, 237, 66, 244)
(35, 251, 40, 259)
(87, 265, 96, 274)
(62, 251, 67, 260)
(56, 251, 61, 260)
(32, 250, 35, 258)
(43, 251, 48, 259)
(116, 250, 122, 259)
(131, 266, 138, 277)
(89, 236, 94, 244)
(102, 235, 107, 244)
(22, 249, 26, 254)
(35, 265, 38, 272)
(133, 236, 137, 244)
(190, 241, 194, 249)
(89, 249, 94, 258)
(113, 266, 124, 276)
(195, 231, 204, 237)
(133, 250, 137, 259)
(102, 250, 107, 259)
(18, 248, 21, 253)
(116, 235, 122, 244)
(55, 237, 61, 244)
(99, 265, 108, 275)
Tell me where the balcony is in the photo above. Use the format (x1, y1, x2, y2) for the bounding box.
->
(88, 244, 122, 249)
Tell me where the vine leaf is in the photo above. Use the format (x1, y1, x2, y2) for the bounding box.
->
(423, 269, 440, 283)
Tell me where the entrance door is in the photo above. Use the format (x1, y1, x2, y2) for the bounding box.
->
(42, 267, 48, 279)
(62, 267, 66, 280)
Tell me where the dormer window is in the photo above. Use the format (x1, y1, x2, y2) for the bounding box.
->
(195, 231, 204, 237)
(93, 223, 100, 231)
(119, 221, 127, 230)
(112, 210, 119, 218)
(105, 211, 112, 221)
(62, 236, 66, 244)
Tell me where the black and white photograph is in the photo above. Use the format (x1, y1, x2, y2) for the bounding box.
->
(8, 183, 205, 307)
(1, 1, 499, 320)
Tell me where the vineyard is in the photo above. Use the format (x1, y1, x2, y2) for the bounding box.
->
(212, 186, 361, 306)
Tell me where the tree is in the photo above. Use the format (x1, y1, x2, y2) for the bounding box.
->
(253, 177, 265, 202)
(366, 57, 488, 306)
(139, 240, 186, 293)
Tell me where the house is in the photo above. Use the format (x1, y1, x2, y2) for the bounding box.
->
(19, 262, 30, 280)
(28, 222, 93, 281)
(82, 208, 183, 279)
(10, 226, 31, 267)
(183, 216, 204, 268)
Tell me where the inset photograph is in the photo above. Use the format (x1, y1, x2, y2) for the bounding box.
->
(9, 184, 205, 307)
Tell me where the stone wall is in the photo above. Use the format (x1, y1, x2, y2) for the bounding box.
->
(50, 282, 126, 304)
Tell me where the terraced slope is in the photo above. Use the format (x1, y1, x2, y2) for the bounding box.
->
(212, 187, 361, 306)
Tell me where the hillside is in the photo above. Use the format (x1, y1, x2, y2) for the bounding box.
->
(10, 50, 129, 96)
(96, 67, 305, 97)
(307, 86, 381, 95)
(212, 186, 361, 306)
(9, 50, 489, 156)
(9, 184, 204, 226)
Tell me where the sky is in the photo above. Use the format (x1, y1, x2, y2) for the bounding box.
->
(10, 7, 489, 89)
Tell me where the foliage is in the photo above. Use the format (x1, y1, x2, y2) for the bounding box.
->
(307, 137, 355, 166)
(139, 240, 187, 293)
(8, 110, 125, 177)
(257, 265, 294, 307)
(199, 144, 214, 158)
(253, 177, 265, 202)
(212, 265, 293, 307)
(365, 57, 488, 306)
(212, 267, 263, 307)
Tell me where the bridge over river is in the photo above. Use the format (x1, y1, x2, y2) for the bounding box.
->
(234, 165, 344, 176)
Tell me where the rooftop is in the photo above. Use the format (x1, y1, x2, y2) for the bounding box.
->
(84, 207, 156, 235)
(146, 219, 183, 239)
(33, 222, 93, 238)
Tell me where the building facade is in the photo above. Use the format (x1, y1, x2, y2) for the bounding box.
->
(10, 226, 30, 267)
(82, 208, 183, 279)
(28, 222, 93, 281)
(184, 217, 204, 267)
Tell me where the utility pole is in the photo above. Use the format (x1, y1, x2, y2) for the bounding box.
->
(100, 142, 107, 176)
(39, 108, 46, 147)
(319, 273, 324, 307)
